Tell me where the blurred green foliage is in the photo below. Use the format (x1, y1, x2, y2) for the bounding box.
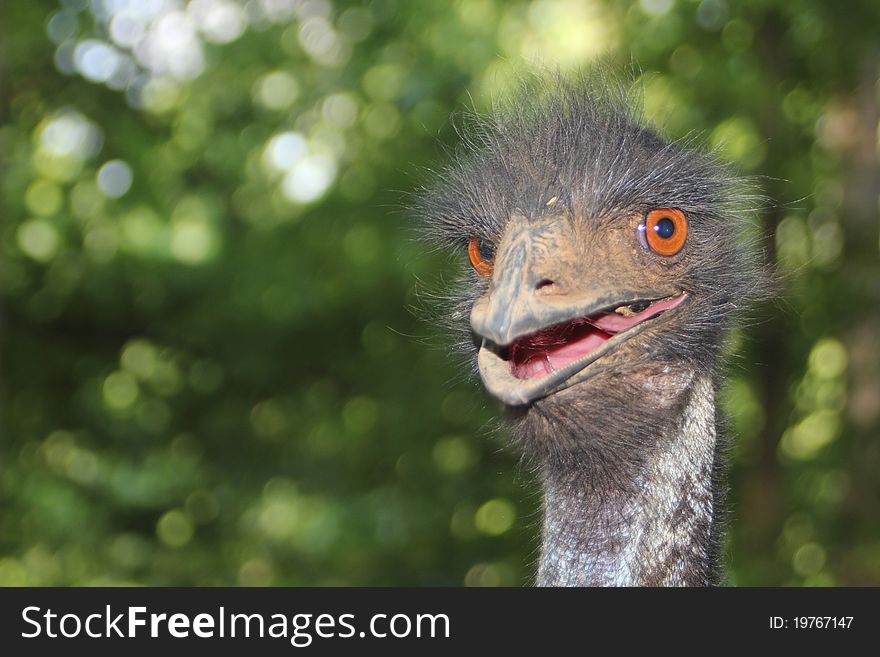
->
(1, 0, 878, 586)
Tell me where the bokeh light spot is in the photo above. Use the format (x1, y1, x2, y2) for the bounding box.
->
(186, 490, 220, 524)
(156, 510, 195, 548)
(780, 410, 841, 461)
(696, 0, 727, 31)
(25, 180, 64, 217)
(433, 436, 477, 474)
(70, 180, 106, 220)
(170, 220, 217, 264)
(74, 39, 122, 83)
(362, 103, 401, 140)
(362, 64, 404, 102)
(238, 558, 274, 586)
(670, 44, 702, 78)
(121, 340, 158, 380)
(263, 131, 308, 173)
(775, 215, 810, 268)
(139, 78, 184, 114)
(298, 15, 350, 67)
(811, 222, 843, 266)
(520, 0, 613, 66)
(17, 219, 61, 263)
(710, 116, 766, 169)
(250, 399, 287, 438)
(639, 0, 673, 17)
(0, 558, 29, 586)
(792, 542, 826, 577)
(109, 11, 146, 48)
(188, 0, 247, 44)
(257, 499, 298, 541)
(451, 505, 477, 540)
(108, 534, 150, 570)
(254, 71, 300, 111)
(809, 338, 848, 379)
(103, 371, 140, 410)
(475, 498, 515, 536)
(280, 155, 336, 203)
(464, 562, 501, 586)
(322, 93, 359, 128)
(338, 7, 374, 42)
(65, 445, 99, 485)
(38, 110, 100, 158)
(47, 10, 79, 44)
(721, 378, 766, 460)
(96, 159, 133, 198)
(83, 225, 119, 263)
(722, 19, 753, 51)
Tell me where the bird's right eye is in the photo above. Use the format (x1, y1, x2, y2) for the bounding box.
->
(468, 236, 494, 276)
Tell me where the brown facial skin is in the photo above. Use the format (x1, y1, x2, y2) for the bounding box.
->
(470, 207, 687, 407)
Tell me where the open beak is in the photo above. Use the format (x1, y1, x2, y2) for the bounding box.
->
(470, 216, 687, 406)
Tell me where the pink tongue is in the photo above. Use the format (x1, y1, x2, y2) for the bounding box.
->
(511, 325, 611, 379)
(542, 330, 609, 376)
(510, 294, 686, 380)
(589, 294, 686, 333)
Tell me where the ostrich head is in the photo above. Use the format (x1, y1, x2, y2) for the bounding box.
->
(417, 74, 762, 468)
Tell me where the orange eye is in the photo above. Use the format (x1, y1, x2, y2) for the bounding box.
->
(644, 208, 688, 256)
(468, 236, 494, 276)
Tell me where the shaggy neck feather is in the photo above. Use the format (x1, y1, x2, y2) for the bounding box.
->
(536, 374, 719, 586)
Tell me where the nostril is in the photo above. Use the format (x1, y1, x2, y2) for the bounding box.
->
(534, 278, 555, 293)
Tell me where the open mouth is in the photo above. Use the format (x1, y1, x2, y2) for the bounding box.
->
(507, 295, 686, 380)
(476, 293, 687, 405)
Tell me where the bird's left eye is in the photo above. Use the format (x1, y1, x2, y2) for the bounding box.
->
(468, 236, 494, 276)
(639, 208, 688, 257)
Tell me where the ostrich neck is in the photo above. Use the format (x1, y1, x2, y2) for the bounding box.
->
(536, 373, 720, 586)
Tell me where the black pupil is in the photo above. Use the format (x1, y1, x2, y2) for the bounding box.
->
(654, 217, 675, 239)
(478, 242, 493, 260)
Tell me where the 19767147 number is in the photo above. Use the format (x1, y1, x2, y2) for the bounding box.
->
(770, 617, 853, 629)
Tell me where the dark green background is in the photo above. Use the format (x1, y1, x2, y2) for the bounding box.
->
(2, 0, 878, 585)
